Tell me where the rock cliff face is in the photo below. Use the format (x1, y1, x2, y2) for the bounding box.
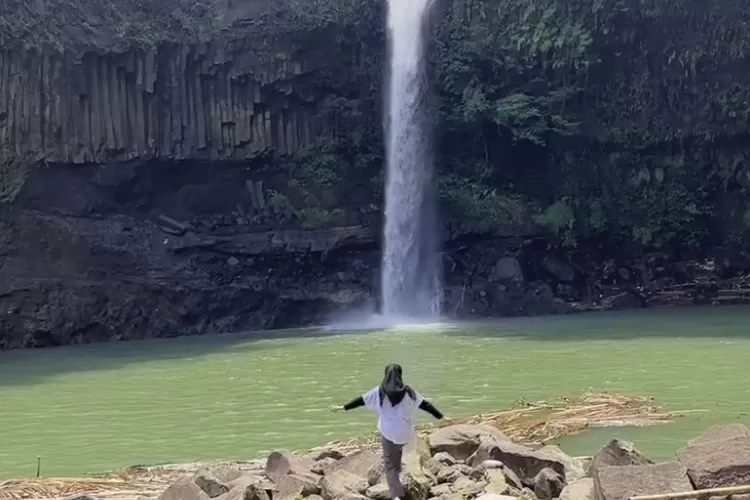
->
(0, 44, 318, 165)
(2, 0, 750, 348)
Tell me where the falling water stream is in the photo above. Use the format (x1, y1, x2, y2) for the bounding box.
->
(381, 0, 441, 319)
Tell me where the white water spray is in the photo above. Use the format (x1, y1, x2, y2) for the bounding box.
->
(380, 0, 441, 319)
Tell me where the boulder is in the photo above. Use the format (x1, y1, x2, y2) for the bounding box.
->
(216, 483, 270, 500)
(676, 435, 750, 488)
(274, 473, 322, 500)
(484, 469, 509, 494)
(451, 475, 487, 498)
(195, 471, 231, 498)
(313, 458, 340, 475)
(588, 440, 652, 477)
(491, 257, 524, 283)
(519, 487, 537, 500)
(532, 467, 565, 500)
(366, 463, 385, 487)
(467, 436, 566, 485)
(431, 483, 455, 497)
(227, 474, 275, 497)
(401, 469, 432, 500)
(539, 445, 586, 481)
(434, 452, 458, 467)
(593, 462, 693, 500)
(324, 448, 383, 480)
(468, 467, 487, 481)
(321, 470, 369, 500)
(426, 453, 459, 481)
(437, 466, 463, 484)
(266, 451, 317, 483)
(158, 477, 211, 500)
(542, 256, 576, 282)
(486, 467, 522, 493)
(688, 424, 750, 446)
(209, 466, 245, 483)
(560, 478, 594, 500)
(365, 483, 391, 500)
(429, 425, 510, 461)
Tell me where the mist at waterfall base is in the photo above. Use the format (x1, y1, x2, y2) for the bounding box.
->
(325, 0, 442, 331)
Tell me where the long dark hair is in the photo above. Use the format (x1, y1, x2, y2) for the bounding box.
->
(378, 363, 416, 406)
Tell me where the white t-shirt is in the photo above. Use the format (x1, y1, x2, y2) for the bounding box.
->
(362, 386, 424, 445)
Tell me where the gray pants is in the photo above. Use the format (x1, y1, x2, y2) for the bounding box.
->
(380, 435, 405, 499)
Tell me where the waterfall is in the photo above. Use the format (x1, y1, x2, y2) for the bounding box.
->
(380, 0, 441, 320)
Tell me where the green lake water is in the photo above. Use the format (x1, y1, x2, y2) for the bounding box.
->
(1, 306, 750, 478)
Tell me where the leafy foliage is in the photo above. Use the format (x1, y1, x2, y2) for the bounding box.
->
(4, 0, 750, 252)
(0, 0, 222, 50)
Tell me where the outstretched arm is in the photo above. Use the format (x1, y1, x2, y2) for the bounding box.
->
(419, 399, 444, 420)
(329, 396, 366, 412)
(343, 396, 365, 410)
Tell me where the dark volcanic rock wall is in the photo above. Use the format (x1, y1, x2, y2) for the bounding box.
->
(2, 0, 750, 349)
(0, 45, 318, 164)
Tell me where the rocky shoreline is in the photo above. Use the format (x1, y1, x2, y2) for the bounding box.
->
(28, 422, 750, 500)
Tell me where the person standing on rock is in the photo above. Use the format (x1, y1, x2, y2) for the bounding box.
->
(329, 363, 445, 500)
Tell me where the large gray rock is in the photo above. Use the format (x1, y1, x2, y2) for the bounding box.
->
(158, 477, 211, 500)
(593, 462, 692, 500)
(195, 471, 231, 498)
(431, 483, 455, 497)
(491, 257, 524, 283)
(216, 483, 270, 500)
(428, 425, 510, 461)
(473, 459, 522, 494)
(451, 475, 487, 498)
(539, 445, 586, 482)
(434, 452, 458, 467)
(365, 483, 391, 500)
(688, 424, 750, 446)
(532, 467, 565, 500)
(266, 451, 317, 483)
(313, 457, 340, 475)
(467, 436, 566, 485)
(324, 448, 383, 480)
(676, 435, 750, 488)
(201, 466, 245, 483)
(320, 470, 369, 500)
(437, 466, 463, 484)
(274, 473, 322, 500)
(484, 469, 510, 495)
(542, 256, 575, 282)
(226, 474, 275, 497)
(401, 469, 432, 500)
(588, 440, 652, 477)
(560, 478, 594, 500)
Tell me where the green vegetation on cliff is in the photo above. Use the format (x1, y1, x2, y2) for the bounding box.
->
(269, 0, 750, 253)
(2, 0, 750, 254)
(0, 0, 222, 50)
